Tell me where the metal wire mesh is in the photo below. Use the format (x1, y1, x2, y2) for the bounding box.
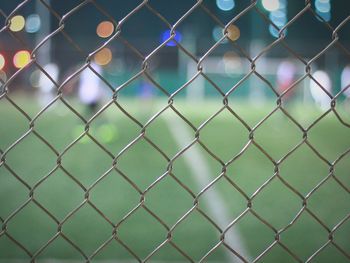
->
(0, 0, 349, 262)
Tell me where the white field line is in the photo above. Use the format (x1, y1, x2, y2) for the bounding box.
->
(163, 114, 251, 262)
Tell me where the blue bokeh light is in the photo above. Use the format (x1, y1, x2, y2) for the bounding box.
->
(216, 0, 235, 11)
(161, 30, 182, 47)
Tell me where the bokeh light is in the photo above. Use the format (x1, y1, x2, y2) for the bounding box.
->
(25, 14, 41, 33)
(96, 21, 114, 38)
(315, 0, 331, 21)
(161, 30, 182, 47)
(216, 0, 235, 11)
(262, 0, 280, 12)
(226, 24, 240, 41)
(94, 48, 112, 66)
(9, 15, 25, 32)
(0, 54, 5, 70)
(13, 50, 31, 69)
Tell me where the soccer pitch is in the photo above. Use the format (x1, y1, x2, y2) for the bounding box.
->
(0, 97, 349, 262)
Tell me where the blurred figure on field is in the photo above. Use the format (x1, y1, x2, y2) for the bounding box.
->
(310, 70, 332, 110)
(78, 62, 103, 113)
(341, 65, 350, 113)
(38, 63, 59, 107)
(276, 60, 296, 103)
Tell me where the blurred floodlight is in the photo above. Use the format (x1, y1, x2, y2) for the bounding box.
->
(212, 26, 228, 43)
(96, 21, 114, 38)
(13, 50, 30, 68)
(315, 0, 331, 13)
(226, 24, 240, 41)
(216, 0, 235, 11)
(269, 10, 287, 25)
(161, 30, 182, 47)
(94, 47, 112, 65)
(262, 0, 280, 12)
(9, 15, 25, 32)
(0, 54, 5, 70)
(25, 14, 41, 33)
(315, 0, 331, 21)
(316, 9, 331, 22)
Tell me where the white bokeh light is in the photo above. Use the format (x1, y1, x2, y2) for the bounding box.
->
(262, 0, 280, 12)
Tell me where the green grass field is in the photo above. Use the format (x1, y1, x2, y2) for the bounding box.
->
(0, 96, 349, 262)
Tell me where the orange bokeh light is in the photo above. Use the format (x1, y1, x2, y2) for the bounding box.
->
(94, 48, 112, 66)
(96, 21, 114, 38)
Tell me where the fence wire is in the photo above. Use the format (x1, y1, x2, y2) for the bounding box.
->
(0, 0, 350, 262)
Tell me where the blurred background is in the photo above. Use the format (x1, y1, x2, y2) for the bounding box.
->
(0, 0, 350, 262)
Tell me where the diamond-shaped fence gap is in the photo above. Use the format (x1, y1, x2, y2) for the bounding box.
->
(225, 143, 275, 197)
(144, 171, 195, 226)
(116, 206, 169, 260)
(307, 178, 350, 227)
(307, 112, 350, 161)
(89, 168, 140, 224)
(333, 151, 350, 191)
(224, 211, 275, 261)
(281, 211, 330, 261)
(4, 132, 57, 186)
(34, 169, 85, 220)
(118, 6, 170, 57)
(198, 108, 249, 162)
(253, 109, 303, 161)
(0, 234, 31, 260)
(253, 177, 301, 230)
(0, 98, 29, 150)
(61, 203, 113, 256)
(5, 201, 58, 255)
(170, 209, 225, 261)
(87, 102, 141, 153)
(279, 143, 329, 195)
(33, 234, 88, 262)
(32, 99, 87, 151)
(0, 166, 29, 220)
(115, 137, 169, 190)
(60, 135, 113, 187)
(308, 243, 350, 263)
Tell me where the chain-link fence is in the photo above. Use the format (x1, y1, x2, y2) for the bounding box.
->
(0, 0, 350, 262)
